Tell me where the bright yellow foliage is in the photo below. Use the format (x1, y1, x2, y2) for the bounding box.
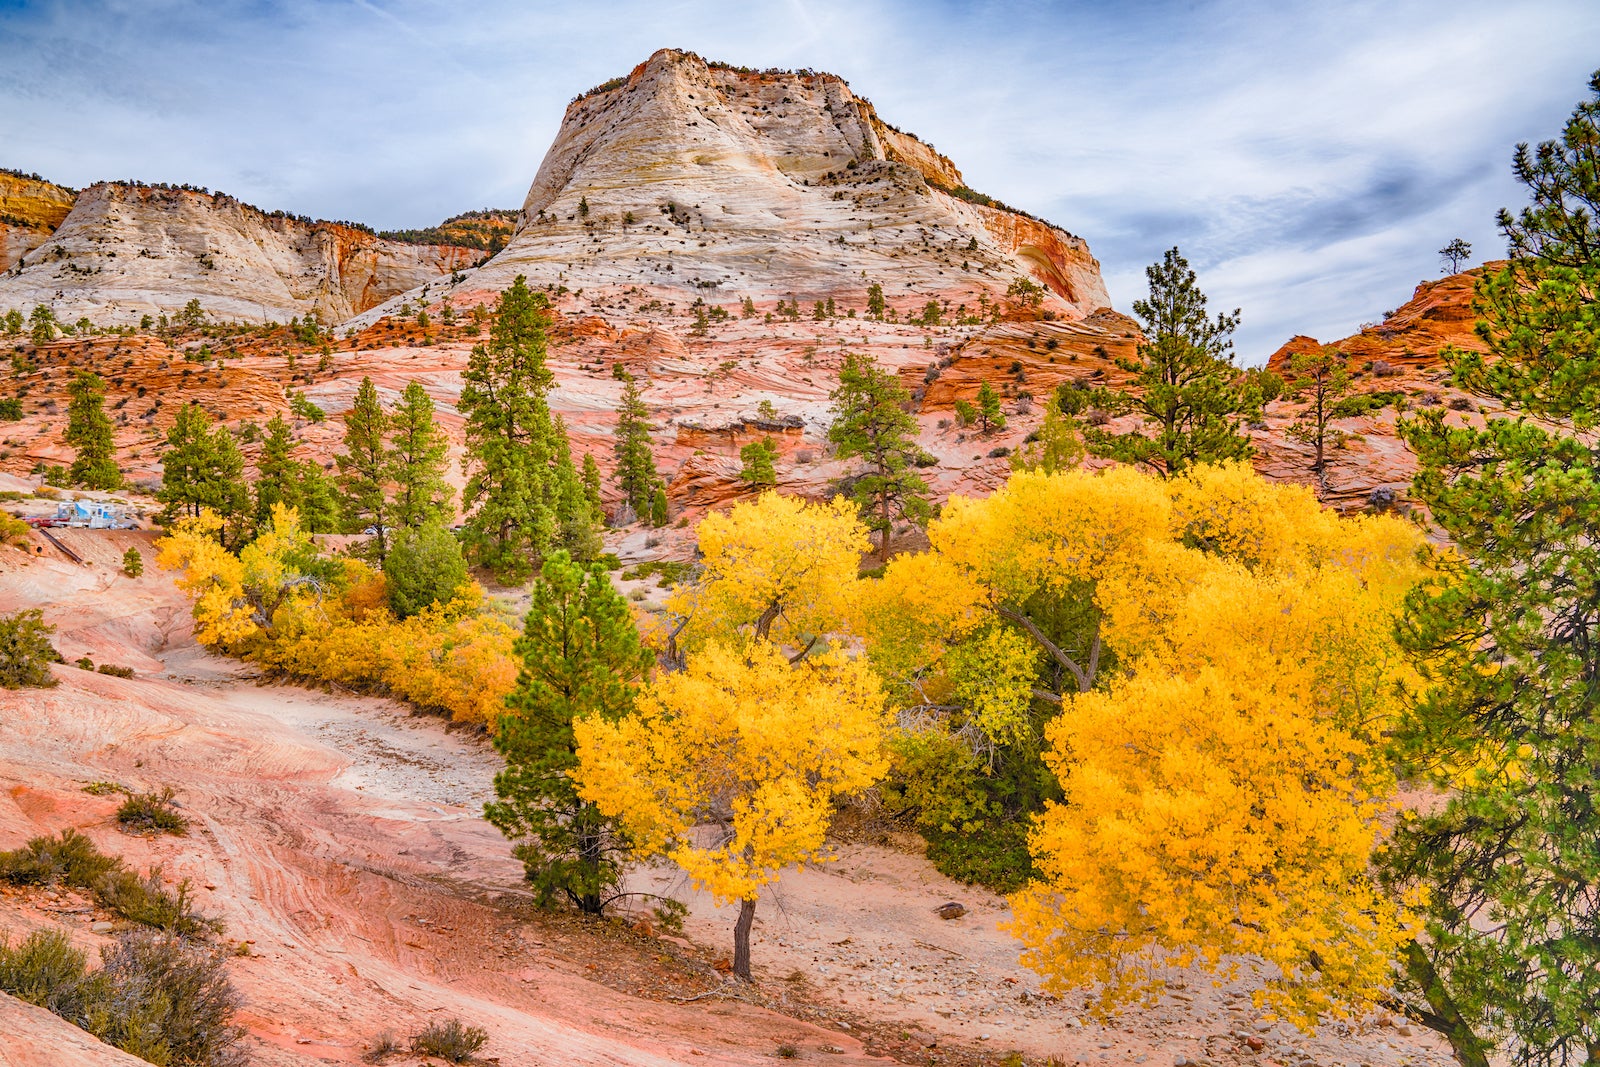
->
(159, 507, 518, 729)
(668, 492, 869, 655)
(996, 466, 1428, 1027)
(573, 640, 888, 905)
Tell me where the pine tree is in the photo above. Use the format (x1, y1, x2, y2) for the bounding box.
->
(1082, 247, 1258, 477)
(157, 403, 248, 542)
(738, 437, 779, 487)
(1283, 347, 1353, 481)
(580, 453, 604, 519)
(292, 463, 341, 534)
(828, 352, 932, 562)
(253, 414, 300, 527)
(336, 377, 392, 561)
(1385, 71, 1600, 1067)
(549, 416, 603, 562)
(612, 377, 662, 521)
(975, 380, 1006, 434)
(485, 550, 652, 914)
(649, 485, 669, 528)
(65, 371, 120, 490)
(459, 276, 556, 582)
(866, 282, 885, 320)
(388, 380, 453, 529)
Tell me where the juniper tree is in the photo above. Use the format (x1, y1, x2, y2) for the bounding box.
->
(611, 377, 662, 521)
(1386, 70, 1600, 1067)
(388, 380, 453, 529)
(828, 352, 932, 562)
(65, 371, 120, 490)
(335, 377, 392, 561)
(485, 551, 651, 914)
(1082, 247, 1258, 477)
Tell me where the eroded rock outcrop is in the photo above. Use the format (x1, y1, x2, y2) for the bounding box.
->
(0, 170, 76, 272)
(0, 182, 484, 324)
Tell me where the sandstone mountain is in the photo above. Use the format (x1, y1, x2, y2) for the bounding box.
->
(353, 48, 1110, 328)
(0, 182, 487, 325)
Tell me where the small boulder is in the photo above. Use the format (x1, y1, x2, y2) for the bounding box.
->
(934, 901, 967, 920)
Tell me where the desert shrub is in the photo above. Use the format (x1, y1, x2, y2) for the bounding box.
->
(97, 663, 135, 679)
(117, 787, 188, 835)
(76, 656, 95, 670)
(382, 524, 468, 619)
(411, 1018, 488, 1062)
(923, 822, 1035, 895)
(0, 828, 121, 887)
(0, 928, 91, 1016)
(0, 510, 32, 547)
(84, 931, 246, 1067)
(364, 1031, 402, 1063)
(96, 867, 220, 936)
(0, 397, 22, 420)
(0, 607, 62, 688)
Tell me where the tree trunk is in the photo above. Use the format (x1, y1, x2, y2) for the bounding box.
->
(1403, 942, 1490, 1067)
(732, 896, 757, 981)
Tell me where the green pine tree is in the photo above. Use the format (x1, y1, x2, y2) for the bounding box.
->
(866, 282, 885, 320)
(580, 453, 605, 519)
(484, 551, 652, 914)
(65, 371, 121, 490)
(336, 377, 393, 561)
(649, 485, 669, 528)
(549, 416, 603, 562)
(738, 437, 779, 487)
(157, 403, 248, 543)
(383, 523, 468, 618)
(388, 380, 453, 529)
(459, 277, 557, 582)
(253, 414, 300, 527)
(611, 377, 662, 521)
(1384, 70, 1600, 1067)
(1081, 247, 1257, 477)
(975, 380, 1006, 434)
(121, 547, 143, 578)
(828, 352, 932, 562)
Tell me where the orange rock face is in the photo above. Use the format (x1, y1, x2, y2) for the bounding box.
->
(0, 170, 76, 271)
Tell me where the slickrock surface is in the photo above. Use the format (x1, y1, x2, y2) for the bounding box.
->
(0, 182, 484, 325)
(0, 535, 1457, 1066)
(0, 170, 76, 272)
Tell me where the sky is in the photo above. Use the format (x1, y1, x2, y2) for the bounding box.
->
(2, 0, 1596, 360)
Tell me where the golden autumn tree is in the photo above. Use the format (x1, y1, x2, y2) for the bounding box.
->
(862, 462, 1428, 1020)
(664, 491, 868, 663)
(581, 491, 883, 980)
(573, 641, 886, 981)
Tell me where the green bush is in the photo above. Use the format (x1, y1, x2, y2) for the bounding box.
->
(96, 867, 220, 937)
(411, 1018, 488, 1062)
(0, 510, 33, 547)
(0, 397, 22, 420)
(116, 787, 188, 835)
(923, 822, 1035, 895)
(0, 928, 90, 1015)
(0, 608, 62, 688)
(382, 524, 468, 619)
(0, 828, 120, 887)
(97, 663, 135, 679)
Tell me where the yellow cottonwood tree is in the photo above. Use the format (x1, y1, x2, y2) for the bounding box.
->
(574, 640, 887, 981)
(666, 492, 868, 662)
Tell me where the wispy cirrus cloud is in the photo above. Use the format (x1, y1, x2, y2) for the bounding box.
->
(1, 0, 1595, 357)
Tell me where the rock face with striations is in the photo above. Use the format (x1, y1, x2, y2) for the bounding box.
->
(353, 48, 1110, 325)
(0, 170, 76, 272)
(0, 182, 484, 324)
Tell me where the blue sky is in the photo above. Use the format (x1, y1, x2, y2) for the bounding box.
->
(2, 0, 1596, 359)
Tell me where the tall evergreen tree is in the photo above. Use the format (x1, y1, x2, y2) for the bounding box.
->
(1282, 347, 1354, 482)
(157, 402, 248, 543)
(1385, 71, 1600, 1067)
(336, 376, 393, 561)
(549, 416, 603, 562)
(1080, 247, 1258, 477)
(253, 414, 300, 527)
(580, 453, 605, 519)
(388, 380, 453, 529)
(828, 352, 932, 562)
(484, 551, 652, 914)
(65, 371, 120, 490)
(611, 377, 663, 521)
(459, 277, 557, 582)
